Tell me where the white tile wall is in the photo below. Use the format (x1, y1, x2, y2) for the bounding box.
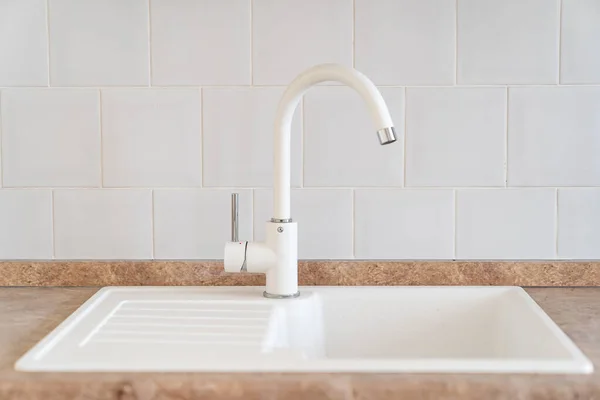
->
(0, 0, 598, 260)
(355, 0, 455, 85)
(456, 189, 556, 259)
(0, 0, 48, 86)
(1, 89, 101, 187)
(508, 87, 600, 187)
(558, 189, 600, 259)
(101, 89, 202, 187)
(48, 0, 149, 86)
(561, 0, 600, 84)
(252, 0, 352, 85)
(151, 0, 250, 86)
(355, 189, 455, 259)
(303, 87, 404, 187)
(54, 189, 152, 259)
(457, 0, 560, 84)
(405, 88, 506, 187)
(0, 190, 52, 259)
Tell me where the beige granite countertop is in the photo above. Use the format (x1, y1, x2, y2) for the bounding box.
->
(1, 287, 599, 400)
(2, 260, 600, 287)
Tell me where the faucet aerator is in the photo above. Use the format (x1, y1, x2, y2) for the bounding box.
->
(377, 127, 397, 145)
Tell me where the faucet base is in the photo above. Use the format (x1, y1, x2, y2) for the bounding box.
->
(263, 291, 300, 299)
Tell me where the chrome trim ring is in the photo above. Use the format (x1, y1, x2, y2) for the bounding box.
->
(270, 218, 293, 223)
(263, 291, 300, 299)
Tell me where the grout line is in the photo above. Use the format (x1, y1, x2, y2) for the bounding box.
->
(45, 0, 51, 87)
(351, 189, 355, 258)
(199, 88, 204, 187)
(557, 0, 563, 84)
(0, 185, 598, 191)
(352, 0, 356, 68)
(251, 189, 256, 241)
(504, 87, 509, 187)
(98, 90, 104, 187)
(554, 188, 559, 258)
(453, 189, 457, 259)
(2, 83, 600, 90)
(250, 189, 254, 241)
(250, 0, 254, 86)
(402, 88, 407, 187)
(2, 187, 112, 190)
(51, 190, 56, 259)
(300, 96, 305, 188)
(151, 189, 156, 259)
(454, 0, 458, 85)
(147, 0, 153, 87)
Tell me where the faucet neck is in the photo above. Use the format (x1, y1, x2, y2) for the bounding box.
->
(272, 64, 394, 220)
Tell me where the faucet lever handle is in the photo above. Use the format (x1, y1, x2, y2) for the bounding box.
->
(224, 193, 247, 273)
(231, 193, 239, 242)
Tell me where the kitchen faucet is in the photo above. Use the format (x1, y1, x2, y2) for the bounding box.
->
(224, 64, 397, 299)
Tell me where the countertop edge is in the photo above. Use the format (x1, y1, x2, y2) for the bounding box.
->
(1, 260, 599, 287)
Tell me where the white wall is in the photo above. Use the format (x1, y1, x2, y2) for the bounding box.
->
(0, 0, 599, 260)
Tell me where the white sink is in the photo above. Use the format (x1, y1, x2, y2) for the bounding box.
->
(16, 286, 592, 374)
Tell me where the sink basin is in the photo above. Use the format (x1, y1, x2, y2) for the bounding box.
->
(16, 286, 592, 373)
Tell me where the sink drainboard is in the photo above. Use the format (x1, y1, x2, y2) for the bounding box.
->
(82, 300, 281, 351)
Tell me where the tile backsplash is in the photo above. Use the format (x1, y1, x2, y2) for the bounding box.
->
(0, 0, 598, 260)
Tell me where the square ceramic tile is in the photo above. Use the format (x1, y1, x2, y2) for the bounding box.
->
(151, 0, 250, 85)
(54, 189, 152, 259)
(405, 88, 506, 187)
(49, 0, 149, 86)
(354, 189, 454, 259)
(202, 88, 301, 187)
(303, 87, 404, 187)
(561, 0, 600, 84)
(0, 190, 52, 259)
(558, 189, 600, 259)
(355, 0, 455, 85)
(252, 0, 352, 85)
(458, 0, 560, 84)
(456, 189, 556, 259)
(154, 189, 253, 259)
(101, 89, 202, 187)
(254, 189, 353, 259)
(508, 87, 600, 186)
(1, 89, 101, 187)
(0, 0, 48, 86)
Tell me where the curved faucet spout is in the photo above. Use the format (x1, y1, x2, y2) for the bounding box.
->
(273, 63, 397, 220)
(225, 64, 397, 297)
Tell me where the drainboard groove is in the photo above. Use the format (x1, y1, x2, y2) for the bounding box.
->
(99, 330, 264, 338)
(104, 321, 266, 329)
(117, 307, 272, 314)
(90, 338, 265, 346)
(110, 314, 270, 321)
